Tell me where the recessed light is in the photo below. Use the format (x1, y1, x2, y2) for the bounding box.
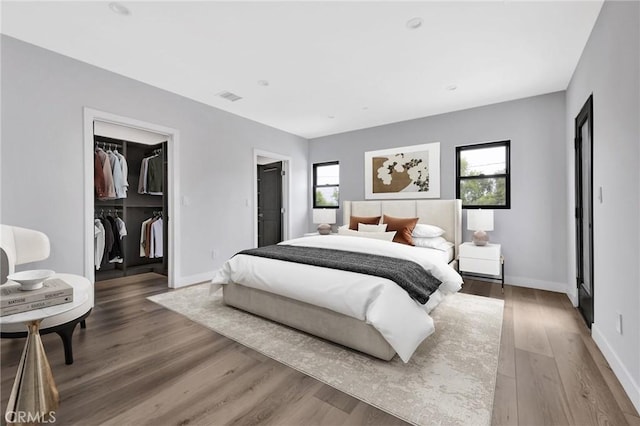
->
(446, 84, 458, 91)
(257, 80, 269, 87)
(406, 17, 423, 30)
(109, 2, 130, 16)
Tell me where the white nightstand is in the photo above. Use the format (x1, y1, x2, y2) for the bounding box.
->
(458, 242, 504, 291)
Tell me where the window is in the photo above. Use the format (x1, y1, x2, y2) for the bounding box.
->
(313, 161, 339, 208)
(456, 141, 510, 209)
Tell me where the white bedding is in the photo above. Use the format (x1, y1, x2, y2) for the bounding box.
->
(211, 235, 463, 362)
(414, 244, 455, 263)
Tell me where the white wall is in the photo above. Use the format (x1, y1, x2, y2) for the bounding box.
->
(565, 0, 640, 412)
(310, 92, 568, 293)
(0, 35, 309, 285)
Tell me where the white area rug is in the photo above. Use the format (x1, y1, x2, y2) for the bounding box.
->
(148, 285, 503, 426)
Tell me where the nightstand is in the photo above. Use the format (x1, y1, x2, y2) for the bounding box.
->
(458, 242, 504, 291)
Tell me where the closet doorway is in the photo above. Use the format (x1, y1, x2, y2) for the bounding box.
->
(257, 160, 283, 247)
(253, 149, 292, 248)
(84, 108, 181, 287)
(575, 95, 594, 327)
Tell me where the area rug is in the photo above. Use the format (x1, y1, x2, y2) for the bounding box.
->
(148, 284, 503, 426)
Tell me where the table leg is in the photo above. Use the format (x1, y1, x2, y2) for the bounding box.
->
(5, 320, 59, 423)
(501, 256, 505, 293)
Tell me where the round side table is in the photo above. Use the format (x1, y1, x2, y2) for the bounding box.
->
(0, 274, 90, 423)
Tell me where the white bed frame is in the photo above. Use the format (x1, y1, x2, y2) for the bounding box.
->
(223, 199, 462, 361)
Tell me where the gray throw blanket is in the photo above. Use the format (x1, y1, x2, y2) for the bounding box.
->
(238, 245, 441, 304)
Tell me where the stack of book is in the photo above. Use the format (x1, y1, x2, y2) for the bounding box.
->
(1, 279, 74, 316)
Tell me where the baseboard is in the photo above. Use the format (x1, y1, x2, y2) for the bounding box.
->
(566, 287, 579, 307)
(592, 324, 640, 413)
(173, 271, 213, 288)
(504, 275, 568, 293)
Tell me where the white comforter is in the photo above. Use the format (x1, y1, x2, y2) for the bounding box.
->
(211, 235, 463, 362)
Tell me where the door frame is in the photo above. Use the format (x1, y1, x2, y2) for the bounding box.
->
(253, 149, 291, 248)
(83, 107, 181, 287)
(574, 94, 594, 326)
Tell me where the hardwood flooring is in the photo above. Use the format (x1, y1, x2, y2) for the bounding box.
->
(1, 274, 638, 425)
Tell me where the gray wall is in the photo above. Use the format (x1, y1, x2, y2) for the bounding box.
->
(310, 92, 568, 292)
(0, 35, 309, 283)
(565, 0, 640, 408)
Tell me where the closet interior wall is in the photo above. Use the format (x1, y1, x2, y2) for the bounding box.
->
(94, 134, 168, 281)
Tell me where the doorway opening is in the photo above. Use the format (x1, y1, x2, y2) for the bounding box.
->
(83, 108, 181, 287)
(253, 149, 292, 248)
(575, 94, 594, 327)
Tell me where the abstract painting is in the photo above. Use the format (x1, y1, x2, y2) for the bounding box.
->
(365, 142, 440, 199)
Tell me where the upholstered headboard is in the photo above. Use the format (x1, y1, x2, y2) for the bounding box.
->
(343, 199, 462, 258)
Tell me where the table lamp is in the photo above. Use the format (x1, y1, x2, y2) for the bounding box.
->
(312, 209, 336, 235)
(467, 209, 494, 246)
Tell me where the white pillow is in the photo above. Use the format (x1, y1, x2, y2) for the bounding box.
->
(358, 223, 388, 232)
(412, 223, 445, 238)
(338, 228, 396, 241)
(413, 236, 454, 251)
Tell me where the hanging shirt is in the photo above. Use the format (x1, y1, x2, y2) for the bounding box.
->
(108, 150, 126, 199)
(140, 217, 154, 257)
(151, 217, 163, 258)
(115, 217, 127, 239)
(100, 217, 114, 267)
(94, 219, 105, 269)
(114, 150, 129, 197)
(94, 152, 107, 199)
(147, 155, 163, 195)
(106, 215, 122, 262)
(138, 157, 150, 194)
(96, 148, 116, 200)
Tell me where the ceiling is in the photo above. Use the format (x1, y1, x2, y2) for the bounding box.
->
(1, 1, 603, 139)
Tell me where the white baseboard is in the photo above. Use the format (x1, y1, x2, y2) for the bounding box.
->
(172, 271, 213, 288)
(566, 287, 579, 307)
(504, 275, 568, 294)
(592, 324, 640, 414)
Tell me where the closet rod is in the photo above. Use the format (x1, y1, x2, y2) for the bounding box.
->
(94, 141, 122, 151)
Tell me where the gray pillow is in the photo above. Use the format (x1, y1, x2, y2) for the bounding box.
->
(1, 247, 9, 285)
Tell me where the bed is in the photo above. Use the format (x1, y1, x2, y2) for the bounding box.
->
(212, 199, 463, 362)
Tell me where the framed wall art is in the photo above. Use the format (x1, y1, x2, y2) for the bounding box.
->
(364, 142, 440, 199)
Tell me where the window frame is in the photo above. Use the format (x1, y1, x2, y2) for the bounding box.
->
(456, 140, 511, 209)
(312, 161, 340, 209)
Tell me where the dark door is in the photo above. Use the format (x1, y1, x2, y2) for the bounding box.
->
(257, 161, 283, 247)
(575, 95, 594, 327)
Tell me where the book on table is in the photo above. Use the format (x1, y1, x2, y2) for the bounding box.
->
(0, 278, 74, 316)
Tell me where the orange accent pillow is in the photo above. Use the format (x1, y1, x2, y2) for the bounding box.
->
(349, 215, 381, 230)
(383, 215, 419, 245)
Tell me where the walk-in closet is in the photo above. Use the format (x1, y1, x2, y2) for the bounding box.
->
(93, 122, 169, 281)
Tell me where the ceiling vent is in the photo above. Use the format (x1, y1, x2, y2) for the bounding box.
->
(216, 91, 243, 102)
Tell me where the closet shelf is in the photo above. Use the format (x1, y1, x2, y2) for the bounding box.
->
(95, 202, 125, 206)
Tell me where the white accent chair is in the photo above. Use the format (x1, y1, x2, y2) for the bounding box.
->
(1, 224, 94, 364)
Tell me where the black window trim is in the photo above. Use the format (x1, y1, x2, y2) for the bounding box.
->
(313, 161, 340, 209)
(456, 140, 511, 209)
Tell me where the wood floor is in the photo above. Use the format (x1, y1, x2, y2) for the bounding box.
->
(1, 274, 638, 425)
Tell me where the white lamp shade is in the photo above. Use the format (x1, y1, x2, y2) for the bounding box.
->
(467, 209, 494, 231)
(312, 209, 336, 224)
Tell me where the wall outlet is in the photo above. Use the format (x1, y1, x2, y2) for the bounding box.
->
(211, 249, 219, 260)
(616, 312, 623, 335)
